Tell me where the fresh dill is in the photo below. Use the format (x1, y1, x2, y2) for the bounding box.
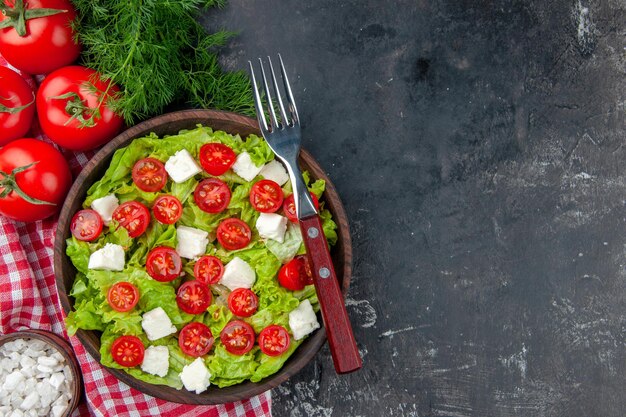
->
(71, 0, 254, 124)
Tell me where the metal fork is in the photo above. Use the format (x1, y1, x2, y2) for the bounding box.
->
(249, 55, 362, 374)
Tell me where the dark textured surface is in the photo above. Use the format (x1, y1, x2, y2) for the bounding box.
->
(205, 1, 625, 416)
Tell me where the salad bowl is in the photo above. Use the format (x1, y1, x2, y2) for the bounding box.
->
(53, 109, 352, 404)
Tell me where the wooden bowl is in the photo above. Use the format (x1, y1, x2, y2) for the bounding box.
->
(0, 329, 82, 416)
(53, 109, 352, 404)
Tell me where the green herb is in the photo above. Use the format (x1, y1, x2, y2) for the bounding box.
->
(70, 0, 254, 124)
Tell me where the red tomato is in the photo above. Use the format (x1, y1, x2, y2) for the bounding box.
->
(0, 138, 71, 222)
(146, 246, 182, 282)
(106, 282, 139, 312)
(0, 0, 80, 75)
(179, 322, 214, 357)
(110, 335, 144, 368)
(199, 143, 237, 176)
(283, 192, 320, 222)
(112, 201, 150, 238)
(0, 66, 34, 145)
(193, 255, 224, 285)
(194, 178, 231, 213)
(227, 288, 258, 318)
(220, 320, 255, 356)
(70, 209, 103, 242)
(36, 66, 123, 151)
(249, 179, 284, 213)
(278, 255, 313, 291)
(176, 281, 212, 314)
(152, 195, 182, 225)
(216, 218, 251, 250)
(132, 158, 167, 192)
(258, 325, 290, 356)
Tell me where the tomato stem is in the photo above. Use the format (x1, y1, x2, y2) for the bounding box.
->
(0, 162, 55, 206)
(0, 0, 67, 37)
(49, 91, 101, 128)
(0, 94, 34, 114)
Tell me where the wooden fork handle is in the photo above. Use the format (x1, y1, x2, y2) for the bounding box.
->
(299, 214, 362, 374)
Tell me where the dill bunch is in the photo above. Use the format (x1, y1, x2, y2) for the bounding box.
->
(71, 0, 254, 124)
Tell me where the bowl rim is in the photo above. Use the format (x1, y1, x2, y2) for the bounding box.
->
(0, 329, 82, 415)
(53, 109, 353, 404)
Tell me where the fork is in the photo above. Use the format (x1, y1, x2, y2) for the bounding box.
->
(249, 55, 362, 374)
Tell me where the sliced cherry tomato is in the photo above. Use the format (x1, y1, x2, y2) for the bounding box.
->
(199, 143, 237, 176)
(110, 335, 144, 368)
(216, 218, 251, 251)
(194, 178, 231, 213)
(0, 66, 35, 145)
(249, 179, 284, 213)
(194, 255, 224, 285)
(146, 246, 182, 282)
(258, 325, 290, 356)
(107, 282, 139, 312)
(152, 195, 182, 224)
(70, 209, 103, 242)
(112, 201, 150, 238)
(227, 288, 259, 318)
(176, 280, 212, 314)
(283, 192, 320, 223)
(132, 158, 167, 192)
(179, 322, 214, 357)
(220, 320, 255, 356)
(278, 255, 314, 291)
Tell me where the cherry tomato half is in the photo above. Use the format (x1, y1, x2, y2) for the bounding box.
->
(146, 246, 182, 282)
(132, 158, 167, 192)
(110, 335, 144, 368)
(193, 255, 224, 285)
(227, 288, 259, 318)
(179, 322, 214, 357)
(107, 282, 139, 312)
(283, 192, 320, 223)
(112, 201, 150, 238)
(199, 143, 237, 176)
(258, 325, 290, 356)
(194, 178, 231, 214)
(0, 66, 34, 145)
(152, 195, 182, 225)
(278, 255, 313, 291)
(250, 179, 284, 213)
(220, 320, 255, 356)
(176, 281, 212, 314)
(216, 218, 251, 251)
(70, 209, 103, 242)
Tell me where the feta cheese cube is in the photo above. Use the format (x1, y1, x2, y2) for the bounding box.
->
(88, 243, 125, 271)
(2, 371, 23, 390)
(19, 391, 38, 410)
(176, 225, 209, 259)
(255, 213, 288, 243)
(165, 149, 202, 183)
(141, 346, 169, 377)
(220, 257, 256, 291)
(48, 373, 65, 390)
(90, 194, 119, 225)
(179, 358, 211, 394)
(288, 299, 320, 340)
(259, 160, 289, 186)
(51, 405, 67, 417)
(141, 307, 177, 341)
(232, 151, 264, 182)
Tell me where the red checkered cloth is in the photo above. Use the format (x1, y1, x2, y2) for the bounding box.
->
(0, 57, 272, 417)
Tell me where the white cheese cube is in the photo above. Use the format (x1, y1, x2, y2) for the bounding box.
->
(90, 194, 119, 225)
(259, 160, 289, 186)
(232, 151, 264, 182)
(141, 307, 177, 341)
(165, 149, 202, 183)
(51, 405, 67, 417)
(88, 243, 125, 271)
(255, 213, 288, 243)
(176, 225, 209, 259)
(141, 346, 169, 377)
(220, 257, 256, 291)
(179, 357, 211, 394)
(48, 373, 65, 390)
(2, 371, 23, 390)
(19, 391, 38, 410)
(288, 299, 320, 340)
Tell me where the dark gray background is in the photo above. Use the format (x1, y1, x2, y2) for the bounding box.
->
(206, 1, 625, 416)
